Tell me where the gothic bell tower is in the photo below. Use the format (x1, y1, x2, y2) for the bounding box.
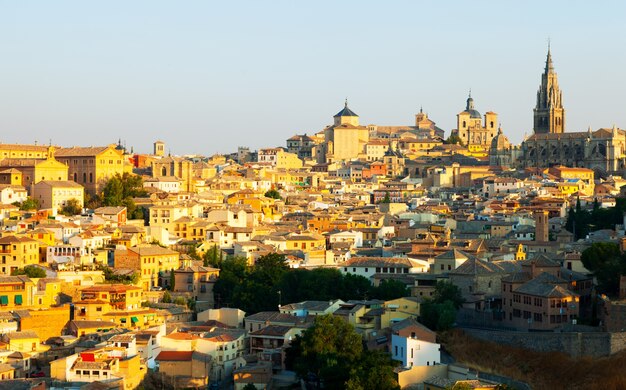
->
(533, 45, 565, 134)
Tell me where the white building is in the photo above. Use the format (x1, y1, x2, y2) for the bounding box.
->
(339, 257, 430, 280)
(143, 177, 181, 193)
(391, 333, 440, 368)
(481, 177, 523, 197)
(0, 185, 27, 205)
(329, 230, 363, 248)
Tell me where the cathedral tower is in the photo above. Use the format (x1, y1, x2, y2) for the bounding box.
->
(533, 46, 565, 134)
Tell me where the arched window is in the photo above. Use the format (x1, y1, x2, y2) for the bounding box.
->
(462, 121, 466, 128)
(161, 167, 167, 176)
(490, 121, 494, 128)
(73, 173, 77, 182)
(89, 173, 93, 183)
(83, 173, 87, 183)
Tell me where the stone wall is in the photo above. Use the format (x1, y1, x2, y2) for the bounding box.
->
(462, 327, 626, 358)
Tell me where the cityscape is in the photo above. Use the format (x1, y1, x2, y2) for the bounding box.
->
(2, 2, 626, 390)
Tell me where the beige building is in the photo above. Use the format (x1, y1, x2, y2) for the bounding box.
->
(452, 93, 498, 151)
(0, 143, 52, 159)
(32, 180, 84, 214)
(522, 48, 626, 176)
(318, 101, 369, 163)
(0, 147, 69, 191)
(114, 245, 180, 290)
(534, 46, 565, 134)
(154, 140, 166, 157)
(55, 144, 130, 195)
(0, 237, 40, 276)
(257, 148, 303, 169)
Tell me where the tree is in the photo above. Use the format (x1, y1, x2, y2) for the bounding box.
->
(433, 280, 464, 309)
(162, 291, 172, 303)
(264, 189, 282, 200)
(370, 279, 409, 300)
(169, 268, 175, 291)
(59, 198, 83, 216)
(345, 350, 400, 390)
(12, 265, 46, 278)
(174, 296, 187, 306)
(287, 315, 399, 390)
(103, 175, 124, 206)
(444, 134, 464, 146)
(242, 384, 257, 390)
(99, 265, 139, 285)
(291, 315, 363, 389)
(17, 197, 39, 211)
(102, 173, 147, 219)
(581, 242, 626, 295)
(420, 281, 464, 331)
(203, 244, 220, 268)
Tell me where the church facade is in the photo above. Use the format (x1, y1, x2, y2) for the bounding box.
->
(520, 48, 626, 177)
(451, 93, 498, 154)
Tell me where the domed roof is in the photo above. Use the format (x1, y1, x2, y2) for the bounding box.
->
(463, 95, 481, 119)
(490, 126, 511, 150)
(334, 99, 358, 118)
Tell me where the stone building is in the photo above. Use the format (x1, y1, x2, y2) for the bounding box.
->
(318, 101, 369, 163)
(451, 93, 498, 152)
(521, 48, 626, 176)
(489, 126, 521, 167)
(533, 46, 565, 134)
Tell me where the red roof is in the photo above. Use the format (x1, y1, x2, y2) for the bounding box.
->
(156, 351, 193, 361)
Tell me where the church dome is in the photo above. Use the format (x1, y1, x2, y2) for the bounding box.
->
(334, 99, 358, 118)
(491, 127, 511, 150)
(462, 95, 481, 119)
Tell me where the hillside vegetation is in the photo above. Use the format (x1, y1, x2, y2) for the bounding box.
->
(443, 330, 626, 390)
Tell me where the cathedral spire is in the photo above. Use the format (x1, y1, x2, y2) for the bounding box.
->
(545, 43, 554, 74)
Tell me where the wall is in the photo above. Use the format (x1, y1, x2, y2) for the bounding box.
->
(462, 327, 626, 358)
(21, 306, 71, 341)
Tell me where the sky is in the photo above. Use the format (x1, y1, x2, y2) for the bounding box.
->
(1, 1, 626, 156)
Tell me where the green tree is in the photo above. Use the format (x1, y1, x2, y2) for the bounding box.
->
(203, 244, 220, 268)
(162, 290, 172, 303)
(290, 315, 363, 389)
(169, 268, 175, 291)
(174, 296, 187, 306)
(12, 265, 46, 278)
(264, 189, 282, 200)
(102, 173, 147, 220)
(103, 175, 124, 206)
(444, 134, 464, 146)
(345, 350, 400, 390)
(288, 315, 399, 390)
(17, 197, 40, 211)
(242, 384, 257, 390)
(370, 279, 409, 300)
(433, 280, 464, 309)
(420, 281, 464, 331)
(59, 198, 83, 216)
(99, 265, 139, 285)
(581, 242, 626, 295)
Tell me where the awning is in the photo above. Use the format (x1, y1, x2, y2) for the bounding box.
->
(14, 295, 22, 305)
(131, 316, 139, 323)
(0, 296, 8, 305)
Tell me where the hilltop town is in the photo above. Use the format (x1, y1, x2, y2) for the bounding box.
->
(1, 48, 626, 390)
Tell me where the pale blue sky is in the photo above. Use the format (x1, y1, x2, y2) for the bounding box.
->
(1, 1, 625, 155)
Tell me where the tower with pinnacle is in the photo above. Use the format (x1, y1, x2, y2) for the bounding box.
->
(533, 45, 565, 134)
